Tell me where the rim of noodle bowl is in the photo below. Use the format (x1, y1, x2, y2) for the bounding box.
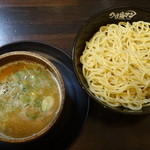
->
(72, 6, 150, 115)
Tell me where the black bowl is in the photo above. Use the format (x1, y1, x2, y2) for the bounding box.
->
(72, 6, 150, 115)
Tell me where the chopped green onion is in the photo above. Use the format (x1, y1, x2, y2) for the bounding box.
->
(42, 96, 54, 112)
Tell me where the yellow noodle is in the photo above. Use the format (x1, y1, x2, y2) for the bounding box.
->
(80, 21, 150, 110)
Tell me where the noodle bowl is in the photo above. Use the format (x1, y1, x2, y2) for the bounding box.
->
(80, 21, 150, 110)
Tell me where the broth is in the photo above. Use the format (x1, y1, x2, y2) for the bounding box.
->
(0, 61, 61, 138)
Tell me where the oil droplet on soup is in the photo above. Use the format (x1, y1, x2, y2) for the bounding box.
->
(0, 61, 61, 138)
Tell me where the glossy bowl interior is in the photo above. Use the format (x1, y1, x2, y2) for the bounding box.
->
(73, 6, 150, 115)
(0, 51, 65, 143)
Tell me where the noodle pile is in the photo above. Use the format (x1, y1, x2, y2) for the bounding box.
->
(80, 21, 150, 110)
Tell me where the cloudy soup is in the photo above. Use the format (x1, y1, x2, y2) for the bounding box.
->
(0, 61, 61, 138)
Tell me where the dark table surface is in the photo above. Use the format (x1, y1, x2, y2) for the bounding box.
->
(0, 0, 150, 150)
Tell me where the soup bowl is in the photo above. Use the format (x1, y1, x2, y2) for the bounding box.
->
(72, 6, 150, 115)
(0, 51, 65, 142)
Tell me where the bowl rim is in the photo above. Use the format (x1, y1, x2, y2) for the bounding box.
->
(0, 51, 66, 143)
(72, 6, 150, 115)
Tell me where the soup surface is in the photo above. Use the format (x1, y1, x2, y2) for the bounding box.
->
(0, 61, 60, 138)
